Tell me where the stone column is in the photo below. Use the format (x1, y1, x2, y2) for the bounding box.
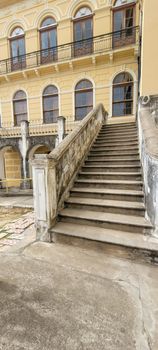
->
(57, 116, 66, 145)
(32, 154, 57, 241)
(19, 120, 30, 189)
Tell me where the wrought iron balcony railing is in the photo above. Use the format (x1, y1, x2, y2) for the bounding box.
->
(0, 27, 139, 75)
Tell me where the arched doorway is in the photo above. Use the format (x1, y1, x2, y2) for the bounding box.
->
(0, 146, 22, 189)
(28, 145, 51, 185)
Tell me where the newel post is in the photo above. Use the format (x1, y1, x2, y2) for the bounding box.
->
(32, 154, 57, 242)
(57, 116, 66, 145)
(97, 105, 108, 124)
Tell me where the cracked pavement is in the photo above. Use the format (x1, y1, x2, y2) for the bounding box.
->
(0, 235, 158, 349)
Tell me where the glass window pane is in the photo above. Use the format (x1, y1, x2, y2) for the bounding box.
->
(11, 27, 24, 37)
(126, 8, 133, 20)
(49, 29, 57, 47)
(74, 22, 83, 41)
(75, 106, 92, 120)
(44, 111, 58, 123)
(113, 86, 124, 102)
(14, 100, 27, 114)
(43, 96, 58, 110)
(43, 96, 53, 110)
(41, 32, 49, 50)
(76, 79, 93, 90)
(11, 41, 18, 58)
(14, 90, 26, 99)
(44, 85, 58, 95)
(84, 19, 93, 39)
(125, 101, 132, 114)
(125, 85, 133, 100)
(113, 103, 125, 116)
(41, 17, 56, 27)
(114, 11, 124, 32)
(18, 38, 25, 55)
(75, 7, 92, 19)
(114, 72, 133, 84)
(76, 91, 93, 107)
(16, 113, 27, 126)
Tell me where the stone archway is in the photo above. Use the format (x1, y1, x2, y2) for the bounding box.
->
(28, 144, 51, 184)
(0, 146, 22, 189)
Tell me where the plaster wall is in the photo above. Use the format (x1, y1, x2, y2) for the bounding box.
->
(140, 0, 158, 96)
(0, 0, 139, 126)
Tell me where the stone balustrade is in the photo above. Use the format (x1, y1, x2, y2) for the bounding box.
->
(138, 97, 158, 233)
(0, 120, 81, 138)
(32, 104, 107, 241)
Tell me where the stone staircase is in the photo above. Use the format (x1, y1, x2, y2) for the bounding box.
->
(51, 121, 154, 253)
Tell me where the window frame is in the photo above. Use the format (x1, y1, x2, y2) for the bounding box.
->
(112, 73, 134, 117)
(9, 27, 26, 71)
(39, 17, 58, 64)
(73, 7, 93, 57)
(13, 90, 28, 126)
(112, 3, 136, 48)
(75, 79, 93, 121)
(42, 85, 59, 124)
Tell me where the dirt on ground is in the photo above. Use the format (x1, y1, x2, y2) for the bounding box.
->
(0, 207, 32, 228)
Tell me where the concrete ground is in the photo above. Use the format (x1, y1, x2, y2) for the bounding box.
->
(0, 195, 33, 209)
(0, 234, 158, 350)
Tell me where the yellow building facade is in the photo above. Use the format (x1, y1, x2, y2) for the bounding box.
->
(0, 0, 140, 187)
(140, 0, 158, 97)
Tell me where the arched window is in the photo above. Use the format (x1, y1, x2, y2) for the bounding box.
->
(13, 90, 28, 126)
(75, 79, 93, 120)
(43, 85, 59, 124)
(112, 72, 133, 116)
(10, 27, 26, 71)
(73, 7, 93, 57)
(113, 0, 136, 48)
(40, 17, 57, 64)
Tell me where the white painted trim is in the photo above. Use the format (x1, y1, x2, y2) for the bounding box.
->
(67, 0, 97, 18)
(34, 8, 61, 28)
(5, 20, 27, 38)
(109, 68, 138, 118)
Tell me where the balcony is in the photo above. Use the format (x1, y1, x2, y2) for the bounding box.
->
(0, 119, 80, 138)
(0, 27, 139, 78)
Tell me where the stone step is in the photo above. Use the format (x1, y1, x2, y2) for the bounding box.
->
(58, 209, 152, 234)
(51, 222, 157, 257)
(78, 171, 142, 181)
(66, 197, 145, 216)
(99, 127, 137, 132)
(93, 141, 139, 147)
(99, 126, 138, 133)
(91, 145, 139, 151)
(85, 158, 140, 165)
(82, 165, 141, 173)
(98, 129, 138, 137)
(70, 187, 144, 202)
(90, 150, 139, 156)
(74, 179, 143, 190)
(88, 154, 140, 161)
(94, 136, 138, 143)
(102, 122, 136, 129)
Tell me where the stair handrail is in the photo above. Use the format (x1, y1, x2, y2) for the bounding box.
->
(32, 103, 108, 241)
(138, 98, 158, 233)
(139, 102, 158, 159)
